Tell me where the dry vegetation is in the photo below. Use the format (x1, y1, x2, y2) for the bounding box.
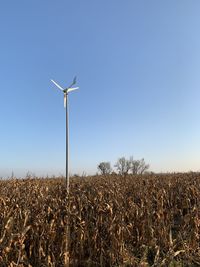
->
(0, 173, 200, 266)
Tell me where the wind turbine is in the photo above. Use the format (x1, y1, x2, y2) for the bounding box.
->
(51, 76, 79, 194)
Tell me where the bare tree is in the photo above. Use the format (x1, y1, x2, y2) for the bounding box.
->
(138, 158, 149, 174)
(97, 162, 112, 175)
(114, 157, 132, 175)
(130, 158, 141, 175)
(130, 157, 149, 174)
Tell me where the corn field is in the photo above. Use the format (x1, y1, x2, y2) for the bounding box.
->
(0, 173, 200, 266)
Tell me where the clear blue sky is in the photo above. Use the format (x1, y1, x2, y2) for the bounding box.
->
(1, 1, 200, 177)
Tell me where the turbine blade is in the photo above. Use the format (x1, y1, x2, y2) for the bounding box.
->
(51, 79, 64, 91)
(67, 87, 79, 93)
(73, 76, 77, 84)
(64, 94, 66, 108)
(68, 76, 77, 88)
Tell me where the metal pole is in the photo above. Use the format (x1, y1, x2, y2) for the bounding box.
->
(65, 93, 70, 267)
(66, 93, 69, 194)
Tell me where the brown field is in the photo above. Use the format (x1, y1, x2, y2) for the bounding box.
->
(0, 173, 200, 266)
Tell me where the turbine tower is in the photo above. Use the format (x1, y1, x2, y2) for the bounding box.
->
(51, 76, 79, 193)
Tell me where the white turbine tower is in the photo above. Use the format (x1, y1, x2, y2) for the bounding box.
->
(51, 76, 79, 194)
